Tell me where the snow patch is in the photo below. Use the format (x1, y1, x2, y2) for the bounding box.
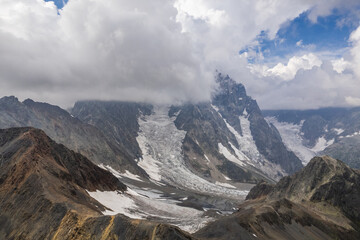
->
(87, 190, 143, 219)
(339, 131, 360, 139)
(243, 108, 248, 116)
(121, 170, 143, 181)
(333, 128, 345, 135)
(218, 143, 245, 167)
(98, 164, 143, 182)
(212, 106, 286, 179)
(204, 154, 210, 163)
(222, 174, 231, 181)
(311, 137, 334, 152)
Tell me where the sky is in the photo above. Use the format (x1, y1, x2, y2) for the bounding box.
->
(1, 0, 360, 109)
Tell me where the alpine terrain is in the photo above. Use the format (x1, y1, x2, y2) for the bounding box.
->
(264, 108, 360, 168)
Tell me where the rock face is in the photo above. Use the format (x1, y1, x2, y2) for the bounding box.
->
(0, 96, 146, 176)
(72, 101, 153, 163)
(0, 127, 192, 240)
(264, 107, 360, 168)
(195, 156, 360, 240)
(211, 74, 302, 175)
(72, 74, 302, 186)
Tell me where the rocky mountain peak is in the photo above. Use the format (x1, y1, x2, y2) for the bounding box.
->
(273, 156, 357, 199)
(198, 157, 360, 240)
(0, 96, 23, 111)
(215, 73, 247, 96)
(0, 96, 19, 103)
(213, 73, 248, 112)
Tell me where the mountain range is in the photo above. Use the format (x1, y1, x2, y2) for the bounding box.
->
(0, 74, 359, 239)
(264, 108, 360, 168)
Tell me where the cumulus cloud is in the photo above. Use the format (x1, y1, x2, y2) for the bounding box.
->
(0, 0, 214, 107)
(250, 53, 322, 81)
(331, 58, 351, 73)
(345, 96, 360, 106)
(0, 0, 360, 109)
(249, 25, 360, 109)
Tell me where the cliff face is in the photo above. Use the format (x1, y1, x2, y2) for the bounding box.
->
(0, 127, 192, 240)
(195, 156, 360, 240)
(212, 74, 302, 175)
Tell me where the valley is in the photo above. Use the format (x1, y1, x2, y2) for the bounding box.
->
(0, 76, 359, 239)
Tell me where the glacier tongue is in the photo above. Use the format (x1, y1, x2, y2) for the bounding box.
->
(266, 117, 316, 165)
(136, 106, 248, 198)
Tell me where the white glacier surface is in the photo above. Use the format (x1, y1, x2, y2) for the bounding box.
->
(87, 186, 211, 233)
(136, 106, 249, 198)
(266, 117, 316, 165)
(311, 136, 334, 152)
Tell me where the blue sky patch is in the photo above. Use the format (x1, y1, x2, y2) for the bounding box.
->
(241, 9, 360, 63)
(45, 0, 68, 9)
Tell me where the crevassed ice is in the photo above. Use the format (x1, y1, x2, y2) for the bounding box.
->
(136, 105, 248, 198)
(266, 117, 316, 165)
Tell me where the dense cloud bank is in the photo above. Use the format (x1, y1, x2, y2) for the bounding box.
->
(0, 0, 360, 109)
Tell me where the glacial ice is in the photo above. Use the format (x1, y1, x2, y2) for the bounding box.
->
(136, 106, 249, 198)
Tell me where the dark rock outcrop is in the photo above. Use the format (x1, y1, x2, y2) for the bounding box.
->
(245, 181, 274, 200)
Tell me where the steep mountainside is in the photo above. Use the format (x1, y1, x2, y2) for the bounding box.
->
(71, 101, 152, 163)
(72, 74, 301, 187)
(0, 127, 192, 240)
(195, 156, 360, 240)
(212, 75, 302, 175)
(264, 108, 360, 168)
(0, 96, 146, 176)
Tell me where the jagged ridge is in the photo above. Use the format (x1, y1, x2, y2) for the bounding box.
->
(196, 156, 360, 240)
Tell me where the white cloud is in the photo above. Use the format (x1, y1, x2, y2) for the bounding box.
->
(0, 0, 359, 109)
(345, 96, 360, 106)
(250, 53, 322, 81)
(0, 0, 215, 107)
(331, 58, 351, 73)
(174, 0, 229, 30)
(350, 25, 360, 77)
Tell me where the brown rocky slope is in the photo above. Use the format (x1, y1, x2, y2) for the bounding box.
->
(195, 156, 360, 240)
(0, 127, 192, 240)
